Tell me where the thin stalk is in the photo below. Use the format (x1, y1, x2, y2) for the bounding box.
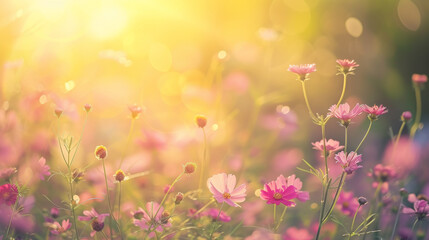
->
(70, 113, 88, 166)
(102, 159, 115, 240)
(148, 172, 184, 233)
(179, 199, 215, 227)
(321, 124, 329, 180)
(5, 202, 17, 239)
(345, 127, 348, 153)
(355, 120, 373, 152)
(274, 206, 288, 232)
(68, 165, 79, 240)
(410, 85, 422, 139)
(316, 179, 332, 240)
(336, 74, 348, 107)
(362, 183, 382, 240)
(389, 198, 403, 240)
(118, 182, 123, 240)
(273, 204, 277, 228)
(209, 202, 225, 239)
(322, 172, 346, 223)
(395, 121, 406, 148)
(198, 128, 207, 194)
(351, 205, 361, 233)
(411, 218, 419, 233)
(301, 81, 316, 120)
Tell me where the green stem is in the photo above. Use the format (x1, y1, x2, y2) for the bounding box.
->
(118, 182, 123, 240)
(322, 172, 346, 223)
(70, 113, 88, 166)
(351, 205, 361, 233)
(68, 165, 79, 240)
(355, 120, 373, 152)
(198, 128, 207, 194)
(321, 124, 329, 180)
(273, 204, 277, 229)
(345, 127, 348, 153)
(5, 202, 16, 239)
(301, 80, 316, 121)
(395, 121, 406, 148)
(411, 218, 419, 233)
(274, 206, 288, 232)
(316, 179, 332, 240)
(209, 202, 225, 239)
(102, 159, 115, 240)
(389, 198, 403, 240)
(410, 85, 422, 139)
(336, 74, 347, 108)
(362, 183, 382, 240)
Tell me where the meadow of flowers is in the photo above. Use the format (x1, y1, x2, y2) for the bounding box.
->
(1, 1, 429, 240)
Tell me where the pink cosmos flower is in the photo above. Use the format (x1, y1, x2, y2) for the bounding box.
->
(285, 175, 310, 202)
(207, 173, 246, 207)
(50, 219, 71, 235)
(312, 139, 344, 156)
(363, 104, 388, 120)
(283, 227, 313, 240)
(334, 151, 362, 174)
(260, 175, 298, 206)
(78, 208, 109, 237)
(368, 164, 397, 194)
(412, 74, 427, 84)
(328, 103, 363, 126)
(202, 208, 231, 222)
(336, 191, 360, 217)
(133, 202, 171, 238)
(288, 64, 316, 81)
(402, 200, 429, 220)
(336, 59, 359, 75)
(38, 157, 51, 180)
(0, 183, 18, 206)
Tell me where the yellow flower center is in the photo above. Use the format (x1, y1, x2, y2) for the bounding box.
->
(273, 192, 282, 200)
(223, 193, 231, 199)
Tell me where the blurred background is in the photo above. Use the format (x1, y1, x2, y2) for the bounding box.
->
(0, 0, 428, 237)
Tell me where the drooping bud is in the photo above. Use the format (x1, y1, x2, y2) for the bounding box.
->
(358, 197, 368, 206)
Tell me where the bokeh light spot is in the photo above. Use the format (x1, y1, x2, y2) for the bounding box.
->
(212, 124, 219, 131)
(397, 0, 421, 31)
(89, 5, 128, 39)
(345, 17, 363, 38)
(39, 95, 48, 104)
(65, 80, 75, 92)
(149, 43, 173, 72)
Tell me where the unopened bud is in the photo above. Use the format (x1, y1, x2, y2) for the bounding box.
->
(195, 115, 207, 128)
(91, 218, 104, 232)
(184, 162, 197, 174)
(161, 211, 170, 224)
(175, 192, 184, 205)
(94, 145, 108, 160)
(84, 104, 92, 113)
(114, 169, 125, 182)
(133, 211, 144, 220)
(129, 104, 143, 119)
(54, 108, 63, 118)
(358, 197, 368, 206)
(401, 111, 412, 122)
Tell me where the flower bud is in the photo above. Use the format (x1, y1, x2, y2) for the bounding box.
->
(84, 104, 92, 113)
(184, 162, 197, 174)
(133, 210, 144, 220)
(175, 192, 184, 205)
(400, 188, 408, 197)
(358, 197, 368, 206)
(54, 108, 63, 118)
(91, 218, 104, 232)
(114, 169, 125, 182)
(129, 104, 143, 119)
(50, 208, 59, 218)
(161, 211, 170, 224)
(401, 111, 412, 122)
(195, 115, 207, 128)
(94, 145, 108, 160)
(72, 169, 85, 183)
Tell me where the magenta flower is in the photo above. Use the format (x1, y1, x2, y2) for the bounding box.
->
(78, 208, 109, 237)
(283, 227, 313, 240)
(368, 164, 397, 194)
(38, 157, 51, 180)
(285, 175, 310, 202)
(260, 175, 298, 206)
(288, 64, 316, 81)
(0, 183, 18, 206)
(412, 74, 427, 84)
(133, 202, 171, 238)
(312, 139, 344, 156)
(50, 219, 71, 235)
(336, 191, 360, 216)
(328, 103, 363, 127)
(363, 104, 388, 120)
(334, 151, 362, 174)
(207, 173, 246, 207)
(402, 200, 429, 220)
(336, 59, 359, 75)
(202, 208, 231, 222)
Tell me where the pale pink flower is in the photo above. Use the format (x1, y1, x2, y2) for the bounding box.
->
(336, 191, 360, 217)
(363, 104, 388, 120)
(207, 173, 246, 207)
(402, 200, 429, 220)
(334, 151, 362, 174)
(38, 157, 51, 180)
(412, 74, 427, 84)
(202, 208, 231, 222)
(50, 219, 71, 235)
(288, 64, 316, 81)
(328, 103, 363, 127)
(283, 227, 313, 240)
(336, 59, 359, 75)
(312, 139, 344, 156)
(78, 208, 109, 237)
(368, 164, 397, 194)
(133, 202, 171, 238)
